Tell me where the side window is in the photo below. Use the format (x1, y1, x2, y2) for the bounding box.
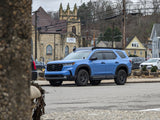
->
(103, 52, 117, 60)
(92, 52, 103, 60)
(116, 51, 126, 58)
(46, 45, 52, 55)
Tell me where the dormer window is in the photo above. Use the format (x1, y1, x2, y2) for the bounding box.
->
(132, 42, 139, 47)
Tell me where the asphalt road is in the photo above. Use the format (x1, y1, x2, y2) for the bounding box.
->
(42, 81, 160, 114)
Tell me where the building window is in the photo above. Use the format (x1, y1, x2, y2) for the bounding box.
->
(72, 26, 76, 34)
(140, 51, 143, 56)
(31, 39, 33, 55)
(65, 45, 69, 56)
(132, 42, 139, 47)
(46, 45, 52, 55)
(128, 50, 130, 55)
(134, 50, 136, 55)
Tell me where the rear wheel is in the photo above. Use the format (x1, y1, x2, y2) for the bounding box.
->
(90, 80, 101, 85)
(49, 80, 63, 86)
(114, 69, 127, 85)
(75, 69, 89, 86)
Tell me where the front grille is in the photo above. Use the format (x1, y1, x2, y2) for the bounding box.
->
(47, 64, 63, 71)
(45, 75, 64, 77)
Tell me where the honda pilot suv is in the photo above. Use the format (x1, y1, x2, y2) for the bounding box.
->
(45, 47, 132, 86)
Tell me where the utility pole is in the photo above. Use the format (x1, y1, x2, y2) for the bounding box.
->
(112, 22, 115, 48)
(93, 32, 96, 47)
(54, 34, 56, 60)
(34, 11, 38, 60)
(123, 0, 126, 49)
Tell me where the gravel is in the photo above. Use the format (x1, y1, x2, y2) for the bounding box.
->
(41, 110, 160, 120)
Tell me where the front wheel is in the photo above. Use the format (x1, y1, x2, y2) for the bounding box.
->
(114, 69, 127, 85)
(49, 80, 63, 86)
(90, 80, 101, 85)
(75, 69, 89, 86)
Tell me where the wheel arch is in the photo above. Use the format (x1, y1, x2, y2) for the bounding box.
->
(75, 64, 91, 78)
(115, 64, 129, 76)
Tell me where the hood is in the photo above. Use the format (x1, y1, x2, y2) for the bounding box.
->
(47, 59, 83, 64)
(141, 62, 157, 66)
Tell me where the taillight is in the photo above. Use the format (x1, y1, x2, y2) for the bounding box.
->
(129, 60, 132, 63)
(33, 61, 36, 70)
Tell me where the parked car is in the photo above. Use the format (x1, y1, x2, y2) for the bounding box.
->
(31, 56, 37, 80)
(139, 58, 160, 70)
(45, 47, 132, 86)
(35, 61, 46, 71)
(129, 57, 145, 69)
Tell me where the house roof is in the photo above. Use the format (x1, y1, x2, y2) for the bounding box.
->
(125, 36, 146, 50)
(97, 41, 123, 49)
(150, 24, 160, 40)
(32, 7, 67, 34)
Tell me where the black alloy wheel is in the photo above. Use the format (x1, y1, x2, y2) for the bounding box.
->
(75, 69, 89, 86)
(114, 69, 127, 85)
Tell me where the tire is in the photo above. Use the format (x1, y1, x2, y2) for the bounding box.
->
(90, 80, 101, 85)
(49, 80, 62, 86)
(114, 69, 127, 85)
(75, 69, 89, 86)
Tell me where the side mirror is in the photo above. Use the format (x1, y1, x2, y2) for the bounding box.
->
(90, 57, 97, 61)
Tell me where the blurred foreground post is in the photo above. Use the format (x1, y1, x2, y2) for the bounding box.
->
(0, 0, 32, 119)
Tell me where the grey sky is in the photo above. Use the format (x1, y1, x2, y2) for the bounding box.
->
(32, 0, 91, 12)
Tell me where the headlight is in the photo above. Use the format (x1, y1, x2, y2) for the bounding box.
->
(63, 62, 75, 66)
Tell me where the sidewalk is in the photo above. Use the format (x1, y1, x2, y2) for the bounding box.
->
(35, 78, 160, 86)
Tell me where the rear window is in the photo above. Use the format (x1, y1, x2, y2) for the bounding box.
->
(116, 51, 126, 58)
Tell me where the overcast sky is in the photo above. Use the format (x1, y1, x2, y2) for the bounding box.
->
(32, 0, 92, 12)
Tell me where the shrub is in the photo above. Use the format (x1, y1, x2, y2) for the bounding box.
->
(141, 65, 147, 71)
(151, 66, 158, 72)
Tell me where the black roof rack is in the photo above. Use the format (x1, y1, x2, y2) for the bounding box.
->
(73, 47, 123, 52)
(73, 47, 93, 51)
(92, 47, 123, 50)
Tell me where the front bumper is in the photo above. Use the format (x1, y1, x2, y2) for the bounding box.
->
(45, 70, 75, 81)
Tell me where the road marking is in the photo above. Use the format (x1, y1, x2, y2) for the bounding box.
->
(140, 108, 160, 112)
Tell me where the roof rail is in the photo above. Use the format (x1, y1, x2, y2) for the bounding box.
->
(92, 47, 123, 50)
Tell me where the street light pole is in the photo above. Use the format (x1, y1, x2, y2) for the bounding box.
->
(123, 0, 126, 49)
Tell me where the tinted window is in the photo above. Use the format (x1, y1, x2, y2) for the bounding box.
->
(116, 51, 126, 58)
(92, 52, 103, 60)
(103, 52, 117, 60)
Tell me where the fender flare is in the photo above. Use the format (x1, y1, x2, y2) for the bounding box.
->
(75, 64, 91, 79)
(115, 64, 129, 75)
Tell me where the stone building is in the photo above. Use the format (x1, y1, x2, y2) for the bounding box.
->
(32, 3, 81, 63)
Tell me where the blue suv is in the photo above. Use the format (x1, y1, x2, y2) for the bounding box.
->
(45, 47, 132, 86)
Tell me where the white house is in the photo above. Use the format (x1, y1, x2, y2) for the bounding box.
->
(150, 24, 160, 58)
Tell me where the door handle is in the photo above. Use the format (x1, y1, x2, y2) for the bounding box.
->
(115, 61, 119, 64)
(101, 62, 105, 64)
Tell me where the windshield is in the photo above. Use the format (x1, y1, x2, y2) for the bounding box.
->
(64, 50, 91, 60)
(145, 59, 158, 63)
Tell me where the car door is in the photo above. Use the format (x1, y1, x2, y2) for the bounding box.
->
(103, 51, 118, 75)
(90, 51, 106, 75)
